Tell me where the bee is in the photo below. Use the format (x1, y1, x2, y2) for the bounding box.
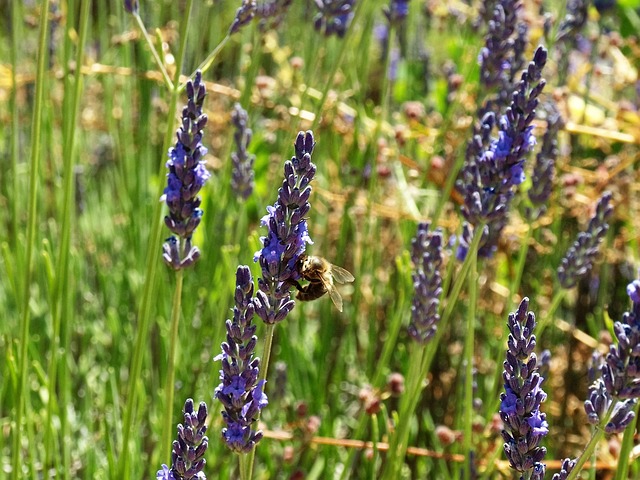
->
(290, 255, 355, 312)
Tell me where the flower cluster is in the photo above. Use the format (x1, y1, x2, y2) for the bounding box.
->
(162, 71, 211, 270)
(157, 399, 209, 480)
(254, 131, 316, 324)
(313, 0, 357, 38)
(557, 192, 613, 289)
(230, 104, 255, 201)
(229, 0, 256, 35)
(456, 46, 547, 259)
(583, 278, 640, 433)
(478, 0, 526, 93)
(383, 0, 410, 25)
(408, 222, 443, 344)
(214, 266, 268, 453)
(500, 298, 548, 479)
(527, 102, 563, 218)
(551, 458, 576, 480)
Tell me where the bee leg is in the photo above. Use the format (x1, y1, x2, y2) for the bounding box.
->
(286, 279, 305, 292)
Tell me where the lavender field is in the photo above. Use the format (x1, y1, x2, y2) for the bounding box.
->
(1, 1, 640, 479)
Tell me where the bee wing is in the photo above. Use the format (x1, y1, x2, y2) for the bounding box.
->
(327, 285, 344, 312)
(318, 274, 344, 312)
(330, 265, 355, 284)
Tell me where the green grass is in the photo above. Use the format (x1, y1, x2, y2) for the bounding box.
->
(1, 0, 640, 479)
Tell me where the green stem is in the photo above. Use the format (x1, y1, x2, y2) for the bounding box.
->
(9, 0, 22, 250)
(613, 401, 640, 480)
(12, 1, 51, 478)
(381, 224, 486, 479)
(43, 0, 90, 474)
(118, 0, 193, 477)
(161, 270, 184, 462)
(483, 224, 534, 431)
(132, 12, 173, 89)
(186, 34, 232, 89)
(462, 250, 478, 480)
(565, 403, 616, 480)
(370, 413, 380, 480)
(509, 225, 532, 309)
(310, 1, 365, 131)
(245, 322, 276, 479)
(238, 29, 262, 108)
(536, 288, 566, 338)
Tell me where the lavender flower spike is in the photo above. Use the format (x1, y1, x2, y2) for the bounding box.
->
(230, 104, 255, 201)
(214, 266, 267, 452)
(254, 131, 316, 325)
(583, 278, 640, 433)
(383, 0, 410, 25)
(229, 1, 256, 35)
(478, 0, 523, 91)
(557, 192, 613, 289)
(313, 1, 357, 38)
(500, 298, 548, 479)
(162, 70, 211, 270)
(124, 0, 138, 14)
(456, 46, 547, 258)
(527, 102, 563, 218)
(551, 458, 576, 480)
(157, 398, 209, 480)
(408, 222, 443, 344)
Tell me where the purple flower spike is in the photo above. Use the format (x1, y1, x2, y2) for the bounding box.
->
(313, 0, 357, 38)
(408, 222, 443, 344)
(528, 102, 563, 218)
(229, 1, 256, 35)
(627, 279, 640, 304)
(124, 0, 138, 14)
(500, 298, 548, 478)
(557, 192, 613, 289)
(478, 0, 523, 91)
(162, 71, 211, 270)
(215, 266, 267, 453)
(230, 104, 255, 201)
(456, 46, 547, 258)
(156, 399, 208, 480)
(583, 277, 640, 434)
(383, 0, 410, 25)
(551, 458, 576, 480)
(254, 131, 316, 325)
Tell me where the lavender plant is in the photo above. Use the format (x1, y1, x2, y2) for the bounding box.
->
(230, 104, 255, 201)
(527, 102, 563, 218)
(157, 399, 209, 480)
(214, 266, 267, 453)
(313, 0, 357, 38)
(500, 297, 548, 479)
(408, 222, 443, 344)
(478, 0, 524, 93)
(162, 70, 211, 270)
(253, 131, 316, 325)
(562, 279, 640, 479)
(557, 192, 613, 289)
(456, 46, 547, 259)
